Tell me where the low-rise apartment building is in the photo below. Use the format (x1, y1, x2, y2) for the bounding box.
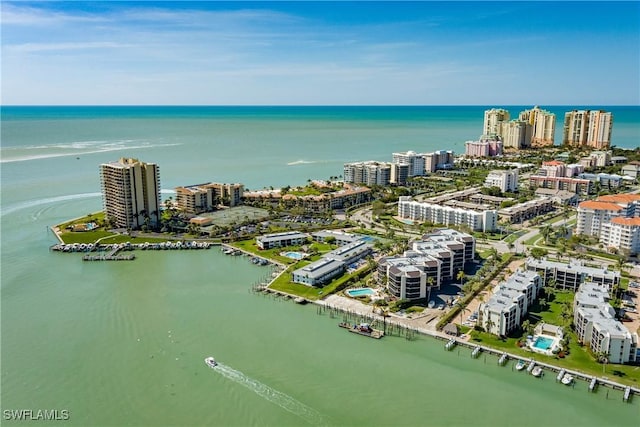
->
(574, 282, 637, 364)
(397, 196, 497, 232)
(498, 197, 554, 224)
(256, 231, 308, 250)
(526, 258, 620, 291)
(292, 240, 373, 286)
(528, 175, 592, 196)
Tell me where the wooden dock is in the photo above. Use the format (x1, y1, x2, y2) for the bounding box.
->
(339, 322, 384, 339)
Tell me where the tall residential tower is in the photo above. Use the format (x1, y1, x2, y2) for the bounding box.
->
(100, 157, 161, 230)
(563, 109, 613, 149)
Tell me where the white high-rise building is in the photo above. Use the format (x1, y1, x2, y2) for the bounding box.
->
(392, 151, 425, 177)
(484, 169, 518, 193)
(100, 157, 161, 230)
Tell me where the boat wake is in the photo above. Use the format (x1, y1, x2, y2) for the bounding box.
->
(1, 189, 175, 217)
(213, 363, 329, 426)
(0, 140, 183, 163)
(286, 159, 317, 166)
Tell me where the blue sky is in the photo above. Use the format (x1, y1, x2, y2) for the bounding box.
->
(2, 1, 639, 105)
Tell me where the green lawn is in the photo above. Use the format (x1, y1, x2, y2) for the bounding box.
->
(469, 330, 640, 386)
(503, 231, 525, 244)
(268, 263, 367, 301)
(471, 290, 640, 386)
(524, 234, 542, 246)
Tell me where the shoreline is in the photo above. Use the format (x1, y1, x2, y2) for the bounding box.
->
(315, 293, 639, 396)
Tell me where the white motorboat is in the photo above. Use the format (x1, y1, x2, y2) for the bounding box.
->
(515, 360, 526, 371)
(204, 357, 218, 368)
(531, 366, 543, 377)
(561, 373, 574, 385)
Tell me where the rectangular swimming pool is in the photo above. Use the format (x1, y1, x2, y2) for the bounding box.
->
(533, 336, 554, 350)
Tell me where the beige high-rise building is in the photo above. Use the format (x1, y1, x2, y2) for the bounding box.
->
(100, 157, 161, 230)
(483, 108, 510, 137)
(501, 120, 532, 149)
(519, 106, 555, 147)
(563, 110, 613, 149)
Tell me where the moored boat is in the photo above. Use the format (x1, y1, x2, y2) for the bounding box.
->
(531, 366, 543, 377)
(515, 360, 526, 371)
(561, 373, 574, 385)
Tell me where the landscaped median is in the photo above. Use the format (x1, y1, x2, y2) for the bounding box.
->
(436, 253, 514, 331)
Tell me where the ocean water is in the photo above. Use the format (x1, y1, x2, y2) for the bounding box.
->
(1, 106, 639, 426)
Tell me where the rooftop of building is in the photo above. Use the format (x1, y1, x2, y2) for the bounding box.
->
(577, 200, 623, 211)
(610, 217, 640, 226)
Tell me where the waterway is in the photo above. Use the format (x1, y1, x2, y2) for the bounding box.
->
(1, 107, 639, 426)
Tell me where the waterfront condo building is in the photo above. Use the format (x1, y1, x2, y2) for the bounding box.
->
(479, 270, 542, 336)
(501, 120, 532, 149)
(343, 161, 391, 186)
(100, 157, 161, 230)
(392, 151, 425, 177)
(464, 137, 503, 158)
(483, 108, 510, 137)
(377, 229, 475, 301)
(484, 169, 518, 193)
(256, 231, 308, 250)
(563, 110, 613, 149)
(175, 182, 244, 215)
(573, 282, 638, 364)
(424, 150, 455, 173)
(518, 106, 555, 147)
(292, 239, 372, 286)
(525, 258, 620, 292)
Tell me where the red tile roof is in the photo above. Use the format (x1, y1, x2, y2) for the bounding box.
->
(578, 200, 623, 211)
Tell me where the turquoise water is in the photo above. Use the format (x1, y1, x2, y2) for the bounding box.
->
(284, 251, 305, 260)
(533, 336, 555, 350)
(1, 106, 639, 426)
(346, 288, 375, 297)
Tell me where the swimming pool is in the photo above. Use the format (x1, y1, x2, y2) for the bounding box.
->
(346, 288, 375, 297)
(532, 336, 554, 350)
(283, 251, 305, 260)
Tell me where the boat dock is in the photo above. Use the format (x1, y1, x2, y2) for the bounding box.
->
(82, 246, 135, 261)
(471, 345, 481, 359)
(250, 279, 639, 402)
(339, 322, 384, 339)
(445, 338, 457, 351)
(498, 353, 508, 366)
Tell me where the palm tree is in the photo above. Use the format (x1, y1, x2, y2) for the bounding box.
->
(456, 301, 469, 325)
(426, 276, 435, 303)
(485, 316, 496, 335)
(521, 319, 533, 337)
(456, 270, 466, 288)
(540, 224, 553, 244)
